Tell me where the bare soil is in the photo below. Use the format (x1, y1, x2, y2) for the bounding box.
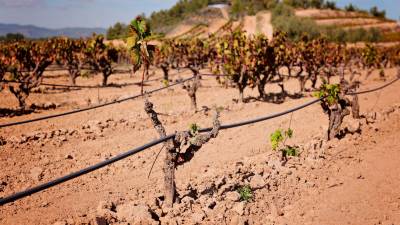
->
(0, 67, 399, 225)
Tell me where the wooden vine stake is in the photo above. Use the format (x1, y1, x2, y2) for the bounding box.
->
(144, 99, 221, 208)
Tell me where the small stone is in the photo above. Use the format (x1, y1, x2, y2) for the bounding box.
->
(345, 119, 361, 133)
(93, 217, 108, 225)
(191, 212, 205, 224)
(60, 129, 69, 135)
(205, 198, 216, 209)
(8, 136, 19, 143)
(52, 221, 67, 225)
(59, 136, 68, 142)
(19, 136, 28, 144)
(369, 124, 379, 132)
(229, 215, 247, 225)
(268, 159, 282, 170)
(252, 164, 265, 175)
(225, 191, 240, 202)
(116, 203, 155, 224)
(43, 102, 56, 109)
(30, 167, 44, 182)
(69, 130, 78, 136)
(232, 202, 245, 216)
(65, 154, 73, 160)
(0, 136, 7, 146)
(215, 176, 226, 188)
(181, 196, 194, 206)
(249, 174, 265, 190)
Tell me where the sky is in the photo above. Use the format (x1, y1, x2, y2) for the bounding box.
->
(0, 0, 399, 29)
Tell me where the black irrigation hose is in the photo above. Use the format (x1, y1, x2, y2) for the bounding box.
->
(0, 98, 322, 206)
(346, 77, 400, 95)
(0, 76, 399, 206)
(1, 68, 189, 89)
(199, 73, 230, 77)
(0, 76, 195, 129)
(1, 80, 102, 89)
(1, 76, 165, 90)
(0, 134, 174, 206)
(14, 67, 97, 73)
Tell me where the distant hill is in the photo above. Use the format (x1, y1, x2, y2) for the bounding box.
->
(0, 23, 106, 39)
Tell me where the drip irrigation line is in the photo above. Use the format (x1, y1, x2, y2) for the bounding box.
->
(11, 67, 97, 73)
(1, 76, 165, 90)
(0, 76, 399, 206)
(0, 134, 174, 206)
(0, 97, 322, 206)
(346, 77, 399, 95)
(1, 80, 102, 89)
(1, 67, 190, 89)
(199, 73, 230, 77)
(0, 76, 195, 129)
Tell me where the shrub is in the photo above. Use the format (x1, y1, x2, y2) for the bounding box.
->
(237, 186, 253, 202)
(370, 6, 386, 19)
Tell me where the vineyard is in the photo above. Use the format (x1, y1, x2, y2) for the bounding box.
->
(1, 17, 400, 225)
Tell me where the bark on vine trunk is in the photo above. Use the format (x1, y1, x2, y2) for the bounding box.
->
(327, 105, 350, 140)
(102, 73, 109, 87)
(239, 87, 244, 103)
(352, 95, 360, 119)
(140, 68, 146, 94)
(8, 62, 49, 109)
(257, 82, 266, 99)
(257, 76, 267, 99)
(144, 100, 176, 208)
(68, 67, 80, 85)
(183, 71, 199, 112)
(299, 76, 306, 92)
(161, 64, 169, 81)
(9, 85, 29, 109)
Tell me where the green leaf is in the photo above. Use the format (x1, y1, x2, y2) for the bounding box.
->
(270, 129, 283, 151)
(285, 128, 293, 138)
(237, 186, 253, 202)
(126, 36, 138, 51)
(189, 123, 200, 136)
(283, 146, 299, 157)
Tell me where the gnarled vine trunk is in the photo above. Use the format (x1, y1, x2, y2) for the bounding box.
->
(67, 64, 81, 85)
(144, 100, 177, 208)
(144, 100, 221, 208)
(101, 66, 112, 87)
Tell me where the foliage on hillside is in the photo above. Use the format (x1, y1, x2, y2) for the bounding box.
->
(106, 22, 129, 40)
(148, 0, 228, 33)
(0, 33, 25, 43)
(271, 4, 382, 43)
(105, 0, 390, 41)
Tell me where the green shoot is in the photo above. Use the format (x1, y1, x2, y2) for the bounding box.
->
(270, 128, 299, 159)
(237, 185, 253, 202)
(314, 83, 340, 105)
(283, 146, 299, 157)
(162, 79, 169, 87)
(189, 123, 200, 136)
(270, 129, 284, 151)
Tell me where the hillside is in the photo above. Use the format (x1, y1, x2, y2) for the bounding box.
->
(163, 5, 399, 42)
(295, 9, 399, 32)
(166, 6, 274, 39)
(0, 23, 106, 39)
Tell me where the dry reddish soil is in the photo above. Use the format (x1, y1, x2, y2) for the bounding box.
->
(0, 67, 399, 225)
